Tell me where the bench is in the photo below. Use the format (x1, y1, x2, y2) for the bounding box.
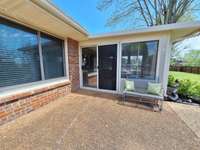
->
(121, 79, 164, 111)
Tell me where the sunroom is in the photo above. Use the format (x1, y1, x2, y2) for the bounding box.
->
(79, 24, 200, 95)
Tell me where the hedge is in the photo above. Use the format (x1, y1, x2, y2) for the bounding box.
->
(168, 74, 200, 101)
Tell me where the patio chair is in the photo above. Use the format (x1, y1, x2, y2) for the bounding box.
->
(121, 79, 164, 111)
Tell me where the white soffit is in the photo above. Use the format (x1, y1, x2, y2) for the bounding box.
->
(0, 0, 89, 40)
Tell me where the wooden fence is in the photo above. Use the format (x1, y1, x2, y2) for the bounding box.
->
(170, 65, 200, 74)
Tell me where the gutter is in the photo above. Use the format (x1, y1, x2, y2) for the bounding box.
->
(30, 0, 89, 36)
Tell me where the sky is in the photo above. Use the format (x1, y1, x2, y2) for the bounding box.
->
(52, 0, 114, 34)
(52, 0, 200, 54)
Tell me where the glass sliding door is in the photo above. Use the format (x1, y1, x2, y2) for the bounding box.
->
(81, 44, 117, 91)
(82, 47, 97, 88)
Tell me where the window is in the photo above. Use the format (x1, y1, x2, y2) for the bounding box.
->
(41, 33, 64, 79)
(0, 18, 41, 87)
(0, 17, 65, 88)
(121, 41, 158, 80)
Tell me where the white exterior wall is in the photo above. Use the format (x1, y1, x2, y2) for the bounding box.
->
(156, 33, 172, 95)
(79, 32, 171, 94)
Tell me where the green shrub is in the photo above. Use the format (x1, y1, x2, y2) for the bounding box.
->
(168, 73, 200, 101)
(168, 74, 175, 87)
(178, 79, 192, 97)
(189, 83, 200, 100)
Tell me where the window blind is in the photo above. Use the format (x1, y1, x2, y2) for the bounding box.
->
(0, 18, 41, 88)
(41, 33, 64, 80)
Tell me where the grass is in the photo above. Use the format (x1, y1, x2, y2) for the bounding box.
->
(170, 71, 200, 82)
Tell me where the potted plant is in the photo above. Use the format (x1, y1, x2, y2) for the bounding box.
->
(167, 75, 179, 101)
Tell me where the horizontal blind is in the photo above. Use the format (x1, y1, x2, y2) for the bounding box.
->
(41, 33, 64, 80)
(0, 18, 41, 88)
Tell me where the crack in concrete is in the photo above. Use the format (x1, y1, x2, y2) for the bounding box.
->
(55, 102, 89, 150)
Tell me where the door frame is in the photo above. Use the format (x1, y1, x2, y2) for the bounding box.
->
(79, 43, 120, 93)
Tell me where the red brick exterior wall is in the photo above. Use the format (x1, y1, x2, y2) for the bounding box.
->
(0, 81, 71, 125)
(67, 38, 80, 91)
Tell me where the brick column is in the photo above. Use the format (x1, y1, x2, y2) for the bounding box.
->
(67, 38, 80, 91)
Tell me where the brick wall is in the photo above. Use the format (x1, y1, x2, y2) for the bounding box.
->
(0, 81, 71, 125)
(67, 38, 80, 91)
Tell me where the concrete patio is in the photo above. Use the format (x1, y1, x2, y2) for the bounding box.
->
(168, 102, 200, 138)
(0, 90, 200, 150)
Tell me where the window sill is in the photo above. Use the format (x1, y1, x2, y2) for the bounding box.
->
(0, 77, 71, 105)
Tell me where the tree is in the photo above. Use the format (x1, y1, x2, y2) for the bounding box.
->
(170, 43, 183, 65)
(184, 50, 200, 66)
(171, 43, 182, 58)
(97, 0, 200, 27)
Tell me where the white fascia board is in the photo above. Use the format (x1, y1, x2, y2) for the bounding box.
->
(88, 22, 200, 39)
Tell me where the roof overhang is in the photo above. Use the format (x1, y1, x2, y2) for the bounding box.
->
(0, 0, 89, 40)
(0, 0, 200, 42)
(88, 22, 200, 42)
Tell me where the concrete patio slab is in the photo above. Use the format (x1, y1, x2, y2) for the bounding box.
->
(168, 102, 200, 138)
(0, 90, 200, 150)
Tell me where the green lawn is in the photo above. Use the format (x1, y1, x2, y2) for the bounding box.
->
(170, 71, 200, 82)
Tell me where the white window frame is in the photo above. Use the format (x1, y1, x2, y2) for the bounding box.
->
(0, 30, 68, 91)
(120, 40, 160, 81)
